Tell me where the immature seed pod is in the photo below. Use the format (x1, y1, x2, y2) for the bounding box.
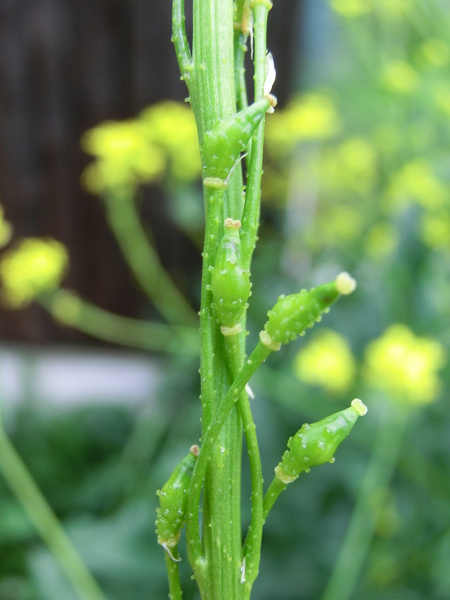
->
(210, 219, 251, 334)
(201, 97, 273, 181)
(275, 399, 368, 484)
(156, 445, 199, 551)
(260, 272, 356, 350)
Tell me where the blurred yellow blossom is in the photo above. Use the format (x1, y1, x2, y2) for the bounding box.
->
(363, 325, 446, 405)
(381, 61, 418, 95)
(0, 238, 68, 308)
(386, 159, 447, 211)
(0, 205, 12, 248)
(375, 0, 412, 20)
(420, 39, 450, 67)
(293, 329, 356, 394)
(421, 211, 450, 250)
(321, 137, 378, 195)
(365, 222, 399, 259)
(435, 84, 450, 115)
(330, 0, 372, 17)
(81, 120, 165, 193)
(139, 101, 201, 183)
(265, 93, 340, 154)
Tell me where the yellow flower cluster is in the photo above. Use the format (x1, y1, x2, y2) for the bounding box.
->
(82, 101, 201, 194)
(0, 238, 68, 308)
(265, 93, 340, 155)
(330, 0, 411, 20)
(293, 329, 356, 394)
(363, 325, 446, 406)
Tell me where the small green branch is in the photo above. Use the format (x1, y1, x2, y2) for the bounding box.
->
(321, 407, 410, 600)
(186, 340, 272, 569)
(172, 0, 193, 81)
(164, 547, 183, 600)
(241, 2, 271, 269)
(41, 290, 198, 355)
(223, 333, 264, 598)
(0, 419, 105, 600)
(104, 192, 197, 327)
(262, 476, 287, 521)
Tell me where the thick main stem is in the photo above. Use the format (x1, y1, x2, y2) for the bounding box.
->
(190, 1, 245, 597)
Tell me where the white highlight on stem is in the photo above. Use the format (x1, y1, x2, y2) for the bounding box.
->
(264, 52, 277, 113)
(259, 330, 281, 352)
(351, 398, 368, 416)
(264, 52, 276, 96)
(245, 384, 255, 399)
(335, 272, 357, 295)
(240, 557, 246, 583)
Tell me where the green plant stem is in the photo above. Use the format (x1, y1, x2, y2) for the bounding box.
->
(104, 192, 197, 326)
(321, 407, 410, 600)
(164, 547, 183, 600)
(41, 290, 199, 355)
(0, 420, 105, 600)
(224, 334, 264, 599)
(262, 476, 287, 521)
(241, 1, 271, 270)
(186, 340, 272, 573)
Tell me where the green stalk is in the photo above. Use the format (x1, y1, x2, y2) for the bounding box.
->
(0, 419, 105, 600)
(164, 548, 183, 600)
(186, 340, 272, 576)
(187, 0, 248, 596)
(104, 191, 197, 326)
(321, 407, 410, 600)
(241, 1, 271, 270)
(41, 290, 198, 355)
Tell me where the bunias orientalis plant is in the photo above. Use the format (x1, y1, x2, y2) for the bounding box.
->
(155, 0, 368, 598)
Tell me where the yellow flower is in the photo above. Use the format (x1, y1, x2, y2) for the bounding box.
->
(265, 93, 340, 154)
(0, 238, 68, 308)
(363, 325, 446, 405)
(386, 159, 447, 211)
(381, 62, 418, 95)
(330, 0, 372, 18)
(420, 39, 450, 67)
(139, 102, 201, 183)
(81, 120, 165, 193)
(293, 329, 356, 394)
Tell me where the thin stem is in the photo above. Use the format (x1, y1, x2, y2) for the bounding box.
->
(262, 476, 286, 521)
(172, 0, 193, 81)
(164, 548, 183, 600)
(104, 192, 197, 326)
(41, 291, 199, 355)
(321, 407, 410, 600)
(241, 2, 271, 270)
(223, 335, 264, 599)
(0, 420, 105, 600)
(186, 340, 272, 569)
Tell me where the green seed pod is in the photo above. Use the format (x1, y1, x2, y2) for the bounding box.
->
(275, 399, 368, 484)
(156, 445, 199, 550)
(201, 97, 272, 181)
(211, 219, 251, 334)
(260, 272, 356, 350)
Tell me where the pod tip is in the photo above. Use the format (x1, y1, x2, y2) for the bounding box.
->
(336, 272, 357, 295)
(351, 398, 368, 416)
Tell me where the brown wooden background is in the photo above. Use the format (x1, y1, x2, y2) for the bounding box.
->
(0, 0, 303, 345)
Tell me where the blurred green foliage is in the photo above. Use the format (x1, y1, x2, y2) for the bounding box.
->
(0, 0, 450, 598)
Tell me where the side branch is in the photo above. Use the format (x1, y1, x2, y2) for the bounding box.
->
(172, 0, 193, 82)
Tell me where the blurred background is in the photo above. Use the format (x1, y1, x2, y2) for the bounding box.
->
(0, 0, 449, 599)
